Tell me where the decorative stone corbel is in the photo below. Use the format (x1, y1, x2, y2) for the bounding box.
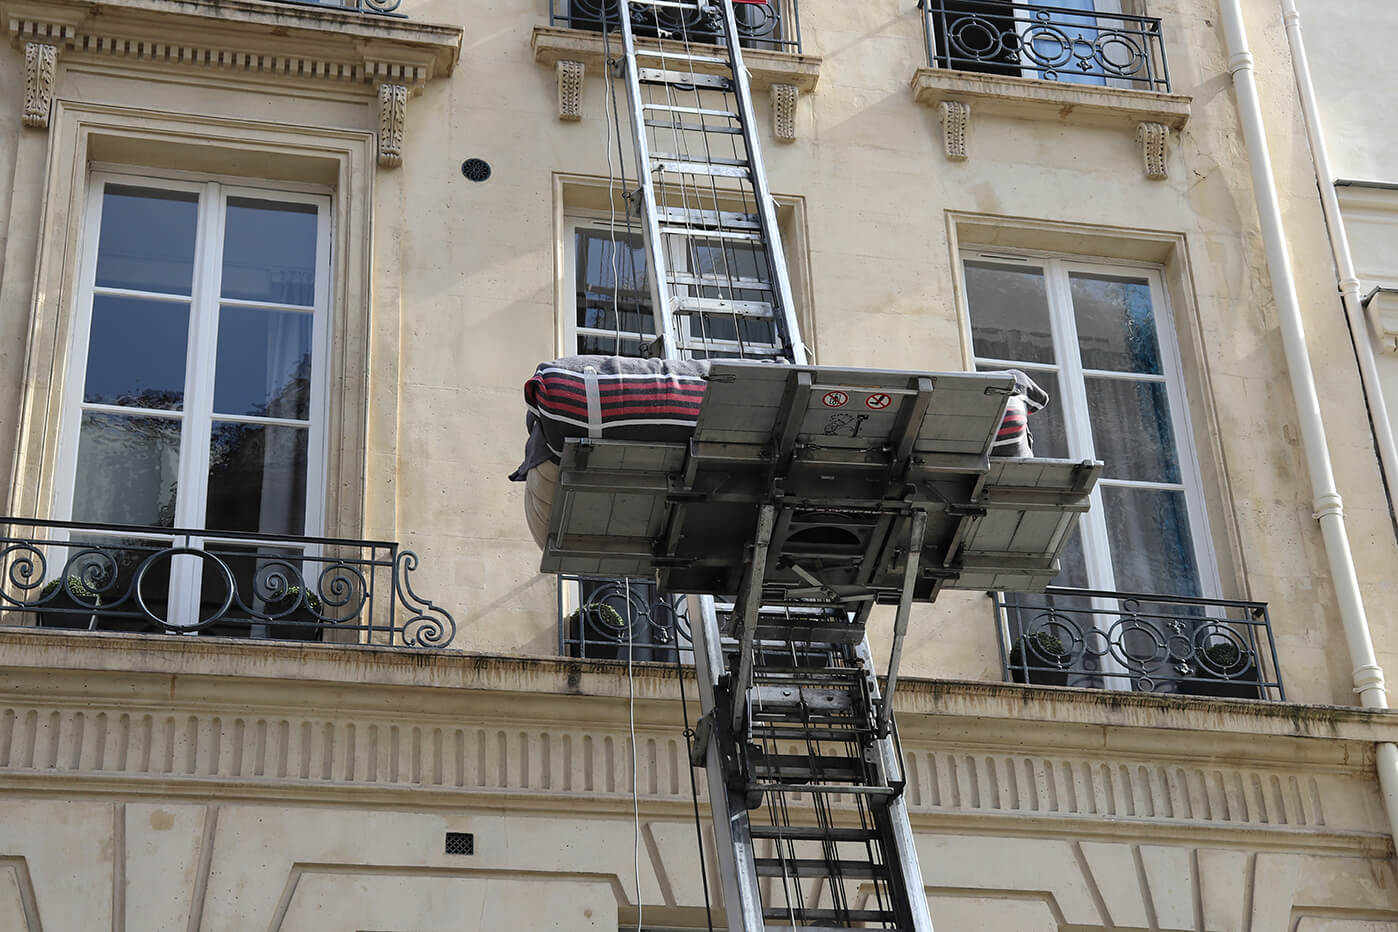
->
(940, 99, 970, 161)
(377, 82, 408, 168)
(1137, 121, 1169, 180)
(23, 41, 57, 129)
(770, 83, 798, 143)
(556, 59, 585, 121)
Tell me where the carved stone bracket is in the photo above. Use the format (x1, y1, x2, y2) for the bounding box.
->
(377, 83, 408, 168)
(556, 59, 585, 121)
(940, 99, 970, 161)
(770, 83, 798, 142)
(23, 41, 57, 129)
(1137, 121, 1169, 180)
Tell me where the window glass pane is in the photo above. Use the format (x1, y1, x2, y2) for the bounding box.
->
(1101, 485, 1201, 597)
(84, 295, 189, 410)
(688, 239, 781, 348)
(213, 306, 312, 420)
(221, 198, 318, 305)
(72, 413, 181, 526)
(575, 229, 653, 352)
(965, 260, 1055, 364)
(206, 423, 308, 535)
(95, 186, 199, 295)
(1084, 378, 1181, 482)
(1069, 272, 1162, 374)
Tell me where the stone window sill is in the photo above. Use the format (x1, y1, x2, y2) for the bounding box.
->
(531, 24, 821, 140)
(910, 67, 1192, 178)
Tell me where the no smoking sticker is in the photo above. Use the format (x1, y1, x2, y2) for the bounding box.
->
(822, 391, 849, 408)
(865, 393, 893, 410)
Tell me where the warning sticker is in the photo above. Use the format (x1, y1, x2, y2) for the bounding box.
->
(865, 393, 893, 410)
(821, 391, 849, 408)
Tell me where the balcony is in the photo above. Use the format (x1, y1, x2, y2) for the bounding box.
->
(995, 587, 1285, 700)
(262, 0, 407, 17)
(547, 0, 802, 53)
(560, 574, 694, 662)
(0, 518, 455, 648)
(920, 0, 1171, 92)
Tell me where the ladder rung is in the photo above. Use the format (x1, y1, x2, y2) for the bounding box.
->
(629, 0, 705, 8)
(645, 119, 744, 135)
(652, 152, 749, 168)
(633, 48, 731, 66)
(673, 335, 787, 356)
(667, 271, 772, 291)
(754, 858, 888, 879)
(637, 67, 732, 91)
(750, 782, 897, 798)
(748, 825, 880, 842)
(642, 103, 741, 119)
(752, 623, 867, 643)
(673, 297, 775, 320)
(751, 754, 865, 782)
(657, 206, 760, 229)
(652, 159, 751, 178)
(764, 910, 901, 925)
(749, 724, 869, 741)
(659, 225, 763, 243)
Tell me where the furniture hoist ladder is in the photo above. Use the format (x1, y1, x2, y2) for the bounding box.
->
(618, 2, 935, 928)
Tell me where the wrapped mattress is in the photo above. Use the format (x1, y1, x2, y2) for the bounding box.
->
(509, 356, 1047, 550)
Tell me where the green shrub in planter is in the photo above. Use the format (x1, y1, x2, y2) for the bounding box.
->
(1008, 631, 1071, 686)
(36, 575, 101, 630)
(1188, 640, 1261, 699)
(567, 602, 629, 658)
(262, 586, 324, 642)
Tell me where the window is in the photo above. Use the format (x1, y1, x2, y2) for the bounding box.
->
(52, 173, 331, 631)
(961, 251, 1214, 598)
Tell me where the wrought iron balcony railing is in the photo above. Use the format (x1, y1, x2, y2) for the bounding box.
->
(560, 574, 695, 662)
(921, 0, 1171, 93)
(549, 0, 802, 54)
(262, 0, 406, 18)
(0, 517, 455, 648)
(994, 586, 1284, 700)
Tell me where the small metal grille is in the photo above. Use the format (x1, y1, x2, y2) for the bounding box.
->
(444, 832, 474, 855)
(461, 159, 491, 182)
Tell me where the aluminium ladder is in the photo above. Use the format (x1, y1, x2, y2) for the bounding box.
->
(615, 3, 936, 928)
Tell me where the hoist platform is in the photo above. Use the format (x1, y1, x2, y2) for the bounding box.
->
(541, 360, 1099, 600)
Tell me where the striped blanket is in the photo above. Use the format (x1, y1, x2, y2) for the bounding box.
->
(509, 357, 1048, 482)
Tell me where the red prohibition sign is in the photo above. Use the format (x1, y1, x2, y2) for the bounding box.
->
(822, 391, 849, 408)
(865, 392, 893, 410)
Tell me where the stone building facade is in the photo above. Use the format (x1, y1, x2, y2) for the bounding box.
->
(0, 0, 1396, 928)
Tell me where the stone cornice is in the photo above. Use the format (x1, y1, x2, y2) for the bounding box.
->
(1, 629, 1395, 750)
(4, 0, 462, 86)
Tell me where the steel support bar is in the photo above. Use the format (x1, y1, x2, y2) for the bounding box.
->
(730, 503, 777, 734)
(877, 509, 926, 737)
(688, 594, 767, 931)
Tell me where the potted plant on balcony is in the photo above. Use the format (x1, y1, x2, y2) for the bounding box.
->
(263, 586, 324, 642)
(1008, 630, 1071, 687)
(1186, 641, 1263, 700)
(35, 575, 101, 630)
(566, 602, 628, 659)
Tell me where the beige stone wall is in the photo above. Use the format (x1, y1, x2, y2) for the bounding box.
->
(0, 0, 1392, 702)
(0, 635, 1394, 930)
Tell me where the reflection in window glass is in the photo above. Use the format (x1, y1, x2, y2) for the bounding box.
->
(84, 295, 190, 410)
(575, 229, 652, 355)
(221, 198, 319, 305)
(965, 261, 1055, 364)
(213, 306, 313, 419)
(206, 423, 309, 536)
(95, 186, 199, 296)
(1069, 273, 1162, 374)
(72, 413, 181, 527)
(1084, 378, 1180, 483)
(1102, 486, 1200, 597)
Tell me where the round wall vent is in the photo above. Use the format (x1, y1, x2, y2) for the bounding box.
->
(461, 159, 492, 182)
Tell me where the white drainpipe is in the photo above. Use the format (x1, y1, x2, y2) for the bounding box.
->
(1216, 0, 1398, 849)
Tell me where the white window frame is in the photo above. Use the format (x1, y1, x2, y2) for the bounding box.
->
(52, 170, 333, 624)
(961, 248, 1220, 598)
